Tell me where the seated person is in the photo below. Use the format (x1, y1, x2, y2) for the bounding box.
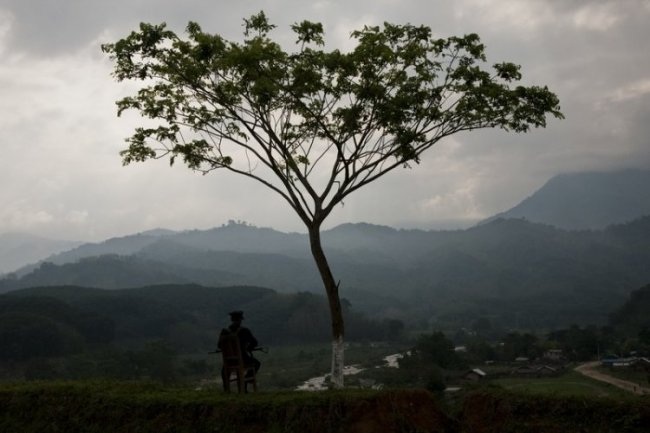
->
(218, 310, 261, 388)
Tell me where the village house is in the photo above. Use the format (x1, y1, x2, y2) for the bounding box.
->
(601, 357, 639, 368)
(511, 365, 560, 378)
(462, 368, 487, 382)
(543, 349, 564, 361)
(536, 365, 559, 377)
(511, 365, 538, 376)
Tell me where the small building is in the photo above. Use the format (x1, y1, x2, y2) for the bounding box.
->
(463, 368, 487, 381)
(543, 349, 563, 361)
(511, 365, 558, 377)
(536, 365, 558, 376)
(511, 365, 538, 376)
(600, 357, 619, 367)
(612, 357, 638, 367)
(444, 386, 462, 393)
(601, 357, 638, 367)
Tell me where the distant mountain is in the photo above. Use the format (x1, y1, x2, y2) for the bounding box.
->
(36, 222, 309, 269)
(40, 232, 174, 268)
(483, 169, 650, 230)
(3, 218, 650, 329)
(0, 233, 81, 275)
(0, 254, 242, 290)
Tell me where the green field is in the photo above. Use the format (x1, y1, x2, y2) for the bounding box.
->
(491, 370, 634, 399)
(595, 366, 650, 388)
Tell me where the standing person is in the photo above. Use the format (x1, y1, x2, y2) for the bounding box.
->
(218, 310, 261, 390)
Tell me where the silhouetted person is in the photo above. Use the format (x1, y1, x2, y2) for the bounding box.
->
(217, 310, 260, 390)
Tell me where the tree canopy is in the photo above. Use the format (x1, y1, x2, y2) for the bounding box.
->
(103, 11, 562, 387)
(102, 12, 562, 227)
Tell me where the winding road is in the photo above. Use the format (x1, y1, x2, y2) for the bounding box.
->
(575, 361, 650, 395)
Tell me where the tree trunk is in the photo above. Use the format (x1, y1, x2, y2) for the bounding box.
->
(307, 225, 345, 388)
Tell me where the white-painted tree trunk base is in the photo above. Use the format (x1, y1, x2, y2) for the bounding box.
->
(331, 336, 345, 388)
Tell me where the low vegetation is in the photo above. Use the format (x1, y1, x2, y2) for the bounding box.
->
(460, 388, 650, 433)
(1, 282, 649, 431)
(1, 380, 648, 433)
(0, 381, 451, 433)
(491, 370, 633, 399)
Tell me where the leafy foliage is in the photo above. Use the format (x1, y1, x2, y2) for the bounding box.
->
(102, 12, 562, 226)
(412, 331, 465, 369)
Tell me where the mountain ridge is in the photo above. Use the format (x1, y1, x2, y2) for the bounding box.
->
(3, 216, 650, 329)
(483, 169, 650, 229)
(4, 168, 649, 275)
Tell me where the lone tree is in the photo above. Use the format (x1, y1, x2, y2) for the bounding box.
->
(103, 12, 562, 387)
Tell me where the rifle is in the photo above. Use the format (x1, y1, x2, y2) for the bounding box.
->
(208, 346, 269, 355)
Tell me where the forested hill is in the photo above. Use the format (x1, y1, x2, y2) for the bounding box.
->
(483, 169, 650, 229)
(0, 284, 402, 359)
(2, 217, 650, 329)
(609, 283, 650, 337)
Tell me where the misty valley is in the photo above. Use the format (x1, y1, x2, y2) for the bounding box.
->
(1, 169, 650, 432)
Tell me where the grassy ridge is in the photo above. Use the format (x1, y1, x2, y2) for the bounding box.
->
(460, 387, 650, 433)
(0, 381, 451, 433)
(2, 381, 649, 433)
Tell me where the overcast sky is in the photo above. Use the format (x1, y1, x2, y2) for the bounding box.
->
(0, 0, 649, 241)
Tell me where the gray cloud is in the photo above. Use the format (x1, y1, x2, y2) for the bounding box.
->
(0, 0, 649, 240)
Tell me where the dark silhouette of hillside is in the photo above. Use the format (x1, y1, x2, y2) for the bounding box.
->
(3, 217, 650, 329)
(0, 284, 404, 364)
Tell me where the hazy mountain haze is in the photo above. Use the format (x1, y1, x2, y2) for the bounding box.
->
(484, 169, 650, 229)
(3, 214, 650, 328)
(3, 168, 650, 277)
(0, 233, 81, 275)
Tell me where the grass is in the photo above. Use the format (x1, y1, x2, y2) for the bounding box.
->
(596, 366, 650, 387)
(491, 370, 635, 399)
(3, 379, 648, 433)
(0, 380, 442, 433)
